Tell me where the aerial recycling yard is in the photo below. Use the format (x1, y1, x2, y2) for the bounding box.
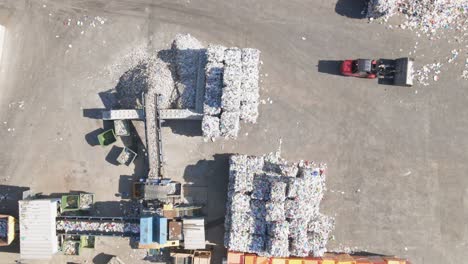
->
(1, 1, 468, 264)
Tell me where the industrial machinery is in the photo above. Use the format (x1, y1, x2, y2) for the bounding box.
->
(340, 57, 414, 86)
(0, 214, 15, 246)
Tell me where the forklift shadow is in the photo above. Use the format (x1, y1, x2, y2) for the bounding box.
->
(335, 0, 368, 19)
(317, 60, 343, 76)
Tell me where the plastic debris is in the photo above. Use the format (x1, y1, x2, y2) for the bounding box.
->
(62, 240, 79, 255)
(225, 153, 333, 257)
(56, 220, 140, 234)
(201, 115, 221, 139)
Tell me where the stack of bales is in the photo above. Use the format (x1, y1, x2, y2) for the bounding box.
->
(202, 45, 261, 139)
(224, 153, 334, 257)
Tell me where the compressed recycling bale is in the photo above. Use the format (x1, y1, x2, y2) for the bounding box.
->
(290, 236, 310, 257)
(224, 48, 242, 66)
(269, 181, 287, 202)
(229, 154, 248, 168)
(231, 193, 251, 213)
(229, 169, 254, 193)
(285, 199, 298, 219)
(287, 178, 303, 198)
(288, 218, 308, 240)
(220, 111, 240, 138)
(202, 115, 221, 138)
(226, 231, 250, 252)
(308, 213, 335, 257)
(248, 235, 266, 253)
(267, 221, 289, 240)
(230, 211, 254, 234)
(266, 237, 289, 257)
(222, 64, 242, 112)
(240, 101, 259, 123)
(204, 63, 223, 115)
(279, 162, 299, 177)
(250, 216, 267, 235)
(251, 174, 270, 200)
(241, 48, 260, 66)
(207, 44, 226, 64)
(265, 201, 285, 222)
(250, 199, 267, 219)
(246, 156, 265, 175)
(263, 153, 282, 174)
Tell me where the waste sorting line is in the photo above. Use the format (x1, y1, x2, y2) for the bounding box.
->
(56, 216, 140, 237)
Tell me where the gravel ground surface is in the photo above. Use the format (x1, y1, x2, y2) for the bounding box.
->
(0, 1, 467, 264)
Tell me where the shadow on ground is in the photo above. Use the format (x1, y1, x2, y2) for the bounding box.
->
(162, 120, 202, 137)
(318, 60, 343, 76)
(93, 253, 114, 264)
(335, 0, 368, 19)
(106, 145, 124, 166)
(183, 153, 231, 264)
(85, 128, 104, 146)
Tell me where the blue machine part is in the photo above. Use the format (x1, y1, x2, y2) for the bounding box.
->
(155, 216, 168, 244)
(140, 216, 153, 245)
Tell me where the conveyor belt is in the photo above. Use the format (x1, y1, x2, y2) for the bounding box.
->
(56, 216, 140, 237)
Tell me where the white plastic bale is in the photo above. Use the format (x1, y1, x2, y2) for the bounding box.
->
(269, 181, 287, 202)
(231, 192, 251, 213)
(229, 169, 254, 193)
(207, 45, 226, 64)
(266, 237, 289, 257)
(220, 111, 240, 138)
(241, 48, 261, 66)
(230, 211, 253, 233)
(248, 235, 266, 253)
(222, 64, 242, 112)
(290, 236, 310, 257)
(267, 221, 289, 240)
(251, 174, 271, 200)
(265, 201, 285, 222)
(246, 156, 265, 175)
(201, 115, 221, 138)
(279, 161, 299, 177)
(263, 153, 282, 173)
(204, 63, 223, 115)
(240, 101, 259, 123)
(224, 48, 242, 66)
(250, 199, 267, 220)
(307, 213, 335, 257)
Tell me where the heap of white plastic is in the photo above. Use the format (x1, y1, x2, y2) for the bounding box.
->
(367, 0, 468, 34)
(224, 153, 334, 257)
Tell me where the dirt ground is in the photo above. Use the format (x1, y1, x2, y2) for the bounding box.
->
(0, 1, 467, 264)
